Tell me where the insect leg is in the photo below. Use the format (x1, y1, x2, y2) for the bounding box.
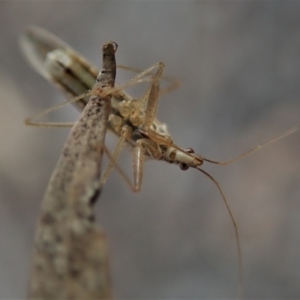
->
(133, 139, 162, 192)
(100, 125, 132, 187)
(142, 62, 164, 131)
(117, 64, 180, 96)
(24, 90, 99, 127)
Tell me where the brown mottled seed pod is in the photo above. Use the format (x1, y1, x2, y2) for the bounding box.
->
(28, 42, 117, 299)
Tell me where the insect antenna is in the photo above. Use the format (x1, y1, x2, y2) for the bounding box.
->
(203, 125, 300, 166)
(196, 167, 243, 297)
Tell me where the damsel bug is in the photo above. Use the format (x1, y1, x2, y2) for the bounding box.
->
(20, 25, 300, 295)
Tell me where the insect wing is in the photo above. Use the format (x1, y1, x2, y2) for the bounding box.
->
(19, 26, 98, 110)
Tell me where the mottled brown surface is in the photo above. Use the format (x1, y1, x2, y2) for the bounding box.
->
(28, 43, 116, 299)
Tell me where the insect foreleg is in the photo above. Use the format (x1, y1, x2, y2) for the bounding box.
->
(133, 138, 162, 192)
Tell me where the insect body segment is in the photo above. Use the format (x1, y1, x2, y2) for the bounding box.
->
(137, 129, 204, 169)
(165, 146, 204, 169)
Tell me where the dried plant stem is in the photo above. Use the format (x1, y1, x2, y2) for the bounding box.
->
(28, 42, 117, 299)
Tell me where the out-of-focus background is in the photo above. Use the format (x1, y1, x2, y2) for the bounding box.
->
(1, 1, 300, 299)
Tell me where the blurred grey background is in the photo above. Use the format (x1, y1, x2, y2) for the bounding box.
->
(1, 1, 300, 299)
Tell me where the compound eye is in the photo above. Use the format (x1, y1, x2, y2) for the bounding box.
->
(185, 148, 195, 154)
(111, 42, 118, 51)
(180, 163, 189, 171)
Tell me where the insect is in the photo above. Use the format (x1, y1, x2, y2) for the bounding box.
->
(20, 25, 300, 294)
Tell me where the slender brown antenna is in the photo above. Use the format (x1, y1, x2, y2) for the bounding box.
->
(203, 125, 300, 166)
(196, 167, 243, 297)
